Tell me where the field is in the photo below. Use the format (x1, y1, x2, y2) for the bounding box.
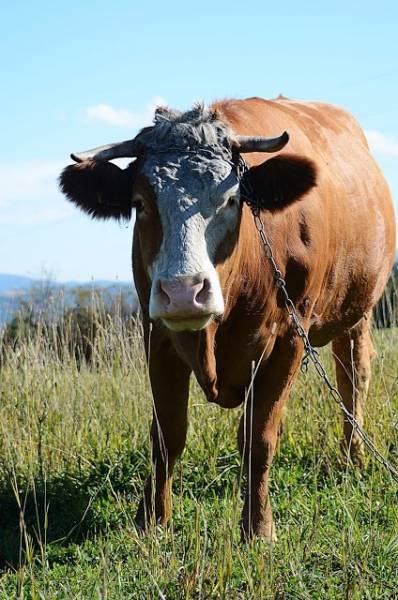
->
(0, 309, 397, 599)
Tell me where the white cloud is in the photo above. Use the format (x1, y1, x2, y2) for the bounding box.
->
(0, 160, 73, 226)
(0, 160, 64, 206)
(365, 130, 398, 158)
(84, 96, 166, 128)
(0, 207, 74, 226)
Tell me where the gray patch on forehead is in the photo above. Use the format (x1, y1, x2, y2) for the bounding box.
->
(143, 152, 235, 201)
(136, 103, 234, 158)
(136, 103, 238, 200)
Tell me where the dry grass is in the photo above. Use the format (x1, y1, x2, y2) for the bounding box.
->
(0, 299, 397, 598)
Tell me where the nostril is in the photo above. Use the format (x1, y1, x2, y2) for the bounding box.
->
(195, 278, 211, 305)
(157, 279, 171, 306)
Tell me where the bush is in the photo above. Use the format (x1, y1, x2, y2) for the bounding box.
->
(0, 285, 139, 369)
(373, 264, 398, 328)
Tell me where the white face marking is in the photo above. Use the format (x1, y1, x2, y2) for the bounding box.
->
(141, 152, 241, 329)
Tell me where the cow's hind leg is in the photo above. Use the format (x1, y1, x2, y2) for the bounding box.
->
(332, 316, 375, 465)
(135, 330, 191, 530)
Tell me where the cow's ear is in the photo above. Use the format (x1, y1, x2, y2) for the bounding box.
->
(243, 154, 317, 212)
(59, 160, 135, 220)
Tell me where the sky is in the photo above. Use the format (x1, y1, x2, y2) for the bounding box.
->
(0, 1, 397, 282)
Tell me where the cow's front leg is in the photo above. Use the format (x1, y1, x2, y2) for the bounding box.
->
(135, 331, 191, 530)
(238, 338, 302, 541)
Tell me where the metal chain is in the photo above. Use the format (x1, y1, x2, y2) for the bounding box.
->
(251, 208, 398, 484)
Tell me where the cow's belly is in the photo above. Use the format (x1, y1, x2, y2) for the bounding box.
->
(308, 242, 394, 346)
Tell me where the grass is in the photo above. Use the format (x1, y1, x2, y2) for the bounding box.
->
(0, 310, 397, 598)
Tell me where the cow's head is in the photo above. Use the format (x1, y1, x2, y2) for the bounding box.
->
(60, 105, 316, 332)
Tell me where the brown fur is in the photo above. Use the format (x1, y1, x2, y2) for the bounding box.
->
(134, 97, 395, 540)
(60, 96, 396, 541)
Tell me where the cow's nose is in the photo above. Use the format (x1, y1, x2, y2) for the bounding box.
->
(157, 275, 211, 317)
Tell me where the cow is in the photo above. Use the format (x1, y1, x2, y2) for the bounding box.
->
(59, 96, 396, 541)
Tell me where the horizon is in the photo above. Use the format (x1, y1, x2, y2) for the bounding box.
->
(1, 2, 397, 281)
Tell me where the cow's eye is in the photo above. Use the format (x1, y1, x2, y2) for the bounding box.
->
(226, 195, 238, 208)
(217, 195, 239, 214)
(132, 196, 147, 215)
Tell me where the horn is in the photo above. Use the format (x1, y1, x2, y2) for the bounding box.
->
(70, 139, 145, 163)
(234, 131, 289, 153)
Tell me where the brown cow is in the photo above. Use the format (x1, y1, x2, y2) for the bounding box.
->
(60, 96, 396, 540)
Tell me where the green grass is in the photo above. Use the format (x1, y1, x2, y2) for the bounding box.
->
(0, 315, 397, 599)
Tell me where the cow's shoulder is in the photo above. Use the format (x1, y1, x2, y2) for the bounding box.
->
(212, 96, 368, 148)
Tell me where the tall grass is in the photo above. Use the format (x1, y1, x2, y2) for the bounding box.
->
(0, 291, 397, 598)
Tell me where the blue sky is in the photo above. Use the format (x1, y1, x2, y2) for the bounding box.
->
(1, 1, 397, 282)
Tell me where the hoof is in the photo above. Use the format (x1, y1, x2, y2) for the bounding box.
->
(135, 503, 165, 534)
(240, 522, 277, 544)
(340, 439, 365, 468)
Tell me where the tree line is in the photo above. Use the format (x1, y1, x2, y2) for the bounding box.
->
(1, 266, 397, 368)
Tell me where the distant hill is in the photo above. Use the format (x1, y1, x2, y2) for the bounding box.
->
(0, 274, 138, 326)
(0, 273, 134, 295)
(0, 274, 37, 295)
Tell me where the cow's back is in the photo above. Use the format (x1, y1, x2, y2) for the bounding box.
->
(215, 97, 396, 344)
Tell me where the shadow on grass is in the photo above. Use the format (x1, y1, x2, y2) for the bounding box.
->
(0, 448, 149, 571)
(0, 438, 379, 571)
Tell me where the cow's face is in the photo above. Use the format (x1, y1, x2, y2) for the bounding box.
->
(60, 105, 316, 332)
(133, 152, 241, 331)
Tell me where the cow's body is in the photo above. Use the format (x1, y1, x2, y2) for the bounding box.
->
(60, 96, 395, 540)
(152, 97, 394, 404)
